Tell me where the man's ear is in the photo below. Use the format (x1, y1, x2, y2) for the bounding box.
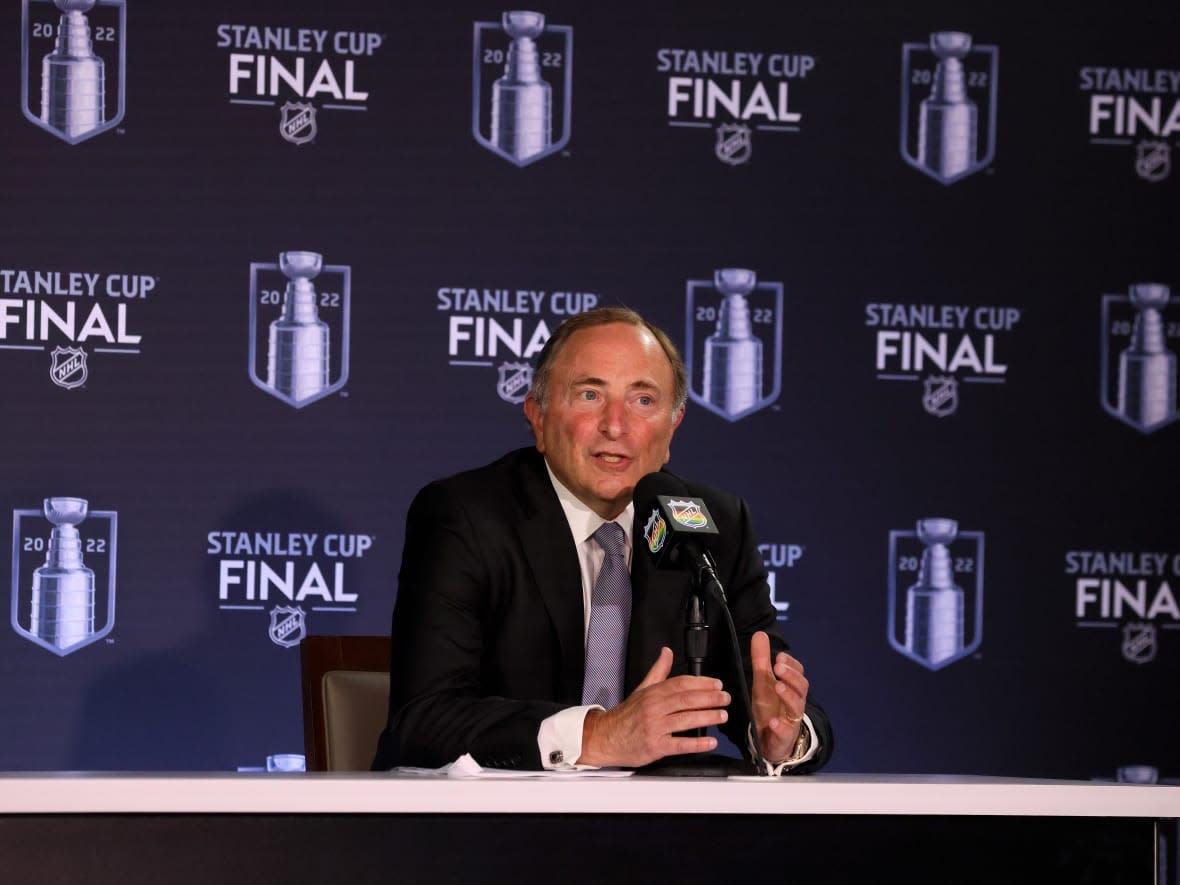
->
(523, 394, 545, 449)
(663, 405, 686, 465)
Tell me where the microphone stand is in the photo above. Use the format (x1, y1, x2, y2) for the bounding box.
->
(636, 559, 756, 777)
(685, 587, 708, 680)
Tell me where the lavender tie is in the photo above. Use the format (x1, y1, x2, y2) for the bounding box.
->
(582, 521, 631, 709)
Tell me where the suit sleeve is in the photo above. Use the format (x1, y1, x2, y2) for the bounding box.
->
(711, 494, 834, 774)
(372, 481, 564, 770)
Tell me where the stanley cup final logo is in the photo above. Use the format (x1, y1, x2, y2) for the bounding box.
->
(1101, 283, 1179, 433)
(21, 0, 126, 145)
(248, 251, 351, 409)
(1080, 65, 1179, 183)
(685, 268, 784, 422)
(900, 32, 998, 184)
(888, 518, 984, 671)
(11, 497, 117, 656)
(472, 10, 573, 166)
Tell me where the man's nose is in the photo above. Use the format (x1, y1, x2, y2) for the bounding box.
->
(598, 399, 627, 437)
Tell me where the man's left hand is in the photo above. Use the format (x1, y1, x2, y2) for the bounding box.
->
(749, 630, 809, 764)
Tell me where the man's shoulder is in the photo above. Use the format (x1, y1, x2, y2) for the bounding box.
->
(431, 446, 541, 488)
(412, 447, 548, 516)
(659, 468, 746, 516)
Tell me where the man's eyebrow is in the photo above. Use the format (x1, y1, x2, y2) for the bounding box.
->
(567, 376, 662, 393)
(628, 379, 661, 393)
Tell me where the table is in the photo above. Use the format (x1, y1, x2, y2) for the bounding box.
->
(2, 773, 1177, 884)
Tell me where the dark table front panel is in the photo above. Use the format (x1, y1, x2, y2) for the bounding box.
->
(2, 813, 1161, 885)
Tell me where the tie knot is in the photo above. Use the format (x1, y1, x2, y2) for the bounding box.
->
(593, 521, 626, 557)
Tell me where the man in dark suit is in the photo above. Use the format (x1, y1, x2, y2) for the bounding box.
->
(373, 307, 832, 773)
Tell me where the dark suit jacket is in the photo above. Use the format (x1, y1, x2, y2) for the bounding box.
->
(372, 447, 833, 771)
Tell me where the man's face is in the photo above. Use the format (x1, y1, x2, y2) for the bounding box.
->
(524, 322, 684, 520)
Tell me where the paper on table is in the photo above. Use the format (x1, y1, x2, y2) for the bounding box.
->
(393, 753, 633, 779)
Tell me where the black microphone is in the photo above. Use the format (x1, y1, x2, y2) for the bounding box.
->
(633, 471, 768, 776)
(634, 471, 726, 604)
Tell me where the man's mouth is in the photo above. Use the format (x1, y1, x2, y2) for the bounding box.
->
(596, 453, 629, 465)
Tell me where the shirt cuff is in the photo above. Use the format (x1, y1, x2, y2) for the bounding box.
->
(538, 705, 603, 770)
(747, 714, 820, 776)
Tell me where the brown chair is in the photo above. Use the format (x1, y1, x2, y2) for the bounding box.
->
(299, 635, 391, 772)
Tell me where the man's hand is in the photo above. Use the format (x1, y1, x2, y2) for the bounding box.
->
(577, 647, 730, 768)
(750, 630, 809, 763)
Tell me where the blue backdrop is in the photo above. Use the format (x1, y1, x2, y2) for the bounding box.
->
(1, 0, 1177, 783)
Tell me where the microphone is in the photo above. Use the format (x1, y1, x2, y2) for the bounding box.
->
(633, 471, 769, 775)
(634, 472, 726, 604)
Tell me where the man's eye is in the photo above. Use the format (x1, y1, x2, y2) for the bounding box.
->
(579, 390, 598, 401)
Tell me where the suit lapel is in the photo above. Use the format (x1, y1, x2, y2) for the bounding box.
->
(512, 450, 586, 704)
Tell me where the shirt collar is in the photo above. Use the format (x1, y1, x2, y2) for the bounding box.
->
(542, 459, 634, 545)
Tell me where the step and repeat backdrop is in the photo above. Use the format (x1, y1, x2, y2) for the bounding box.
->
(0, 0, 1177, 780)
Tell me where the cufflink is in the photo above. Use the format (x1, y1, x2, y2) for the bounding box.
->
(548, 750, 565, 765)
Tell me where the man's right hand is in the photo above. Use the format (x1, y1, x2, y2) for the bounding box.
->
(576, 647, 731, 768)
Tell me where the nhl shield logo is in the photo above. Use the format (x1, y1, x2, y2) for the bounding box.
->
(715, 123, 752, 166)
(11, 501, 118, 657)
(643, 511, 667, 554)
(21, 0, 127, 145)
(496, 361, 533, 404)
(279, 102, 317, 145)
(268, 605, 306, 648)
(472, 12, 573, 167)
(668, 500, 708, 529)
(1135, 140, 1170, 183)
(900, 32, 999, 184)
(685, 268, 784, 422)
(1121, 622, 1156, 664)
(50, 346, 88, 390)
(922, 375, 958, 416)
(887, 518, 985, 671)
(1099, 286, 1180, 434)
(248, 254, 352, 409)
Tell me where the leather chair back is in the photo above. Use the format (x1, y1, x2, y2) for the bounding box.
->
(300, 635, 390, 771)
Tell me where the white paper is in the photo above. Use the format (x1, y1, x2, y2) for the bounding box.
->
(393, 753, 633, 779)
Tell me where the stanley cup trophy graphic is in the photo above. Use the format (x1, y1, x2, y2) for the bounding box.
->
(29, 497, 96, 652)
(685, 267, 784, 421)
(39, 0, 106, 140)
(904, 518, 965, 668)
(490, 11, 552, 164)
(267, 252, 331, 405)
(472, 9, 571, 166)
(918, 32, 977, 181)
(1117, 283, 1177, 430)
(702, 268, 764, 418)
(900, 30, 997, 184)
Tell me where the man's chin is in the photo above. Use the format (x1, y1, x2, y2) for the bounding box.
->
(590, 481, 638, 516)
